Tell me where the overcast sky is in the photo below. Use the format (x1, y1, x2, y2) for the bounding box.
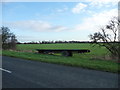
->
(2, 0, 118, 42)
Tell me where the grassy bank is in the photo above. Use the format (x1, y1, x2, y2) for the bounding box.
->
(2, 50, 119, 73)
(0, 50, 2, 55)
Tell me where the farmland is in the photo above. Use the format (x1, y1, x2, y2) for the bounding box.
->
(2, 43, 119, 73)
(16, 43, 109, 57)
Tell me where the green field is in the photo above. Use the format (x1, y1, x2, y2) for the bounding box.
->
(17, 43, 109, 57)
(2, 43, 119, 73)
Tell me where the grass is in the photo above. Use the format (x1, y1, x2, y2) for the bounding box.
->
(0, 50, 2, 56)
(16, 43, 112, 61)
(2, 43, 119, 73)
(2, 48, 119, 73)
(17, 43, 109, 56)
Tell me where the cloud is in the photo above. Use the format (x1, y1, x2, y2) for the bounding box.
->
(3, 8, 117, 33)
(83, 0, 118, 7)
(3, 20, 68, 32)
(72, 3, 87, 14)
(56, 7, 68, 13)
(74, 9, 117, 32)
(51, 26, 68, 32)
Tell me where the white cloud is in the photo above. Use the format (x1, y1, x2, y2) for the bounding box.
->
(3, 8, 118, 33)
(2, 0, 119, 3)
(51, 26, 68, 32)
(56, 7, 68, 13)
(74, 9, 118, 32)
(84, 0, 118, 7)
(3, 20, 68, 32)
(72, 3, 87, 14)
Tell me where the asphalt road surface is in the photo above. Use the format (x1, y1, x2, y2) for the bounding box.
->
(2, 56, 119, 88)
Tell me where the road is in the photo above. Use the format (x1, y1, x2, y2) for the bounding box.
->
(2, 56, 119, 88)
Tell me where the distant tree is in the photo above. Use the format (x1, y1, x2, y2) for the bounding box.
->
(89, 17, 120, 60)
(1, 26, 17, 50)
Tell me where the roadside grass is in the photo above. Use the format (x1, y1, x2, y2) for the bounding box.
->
(2, 50, 119, 73)
(0, 50, 2, 56)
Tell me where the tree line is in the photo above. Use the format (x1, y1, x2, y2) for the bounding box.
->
(17, 41, 92, 44)
(17, 41, 120, 44)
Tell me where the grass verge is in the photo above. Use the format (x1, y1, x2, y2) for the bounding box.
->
(2, 50, 119, 73)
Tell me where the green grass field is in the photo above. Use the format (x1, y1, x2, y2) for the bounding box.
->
(2, 43, 119, 73)
(16, 43, 112, 60)
(17, 43, 109, 57)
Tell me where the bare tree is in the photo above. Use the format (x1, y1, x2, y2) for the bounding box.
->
(89, 17, 120, 60)
(1, 26, 17, 50)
